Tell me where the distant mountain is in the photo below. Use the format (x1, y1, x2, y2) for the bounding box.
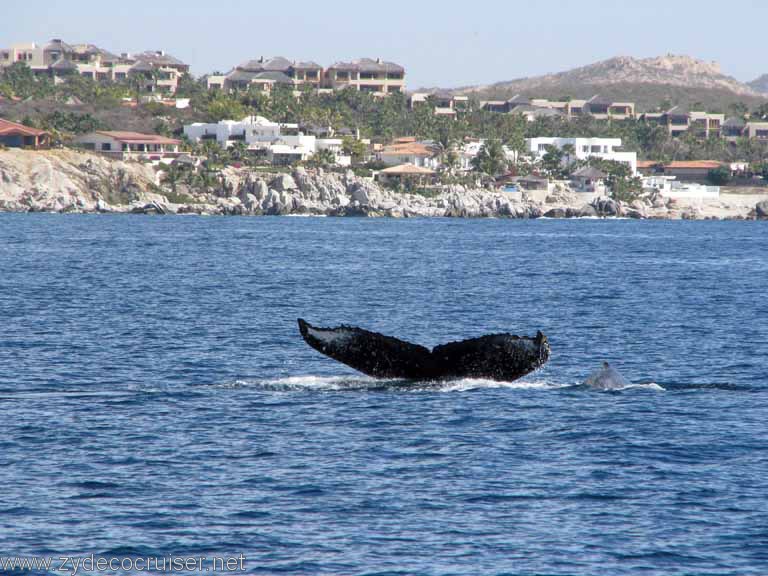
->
(747, 74, 768, 94)
(434, 55, 767, 112)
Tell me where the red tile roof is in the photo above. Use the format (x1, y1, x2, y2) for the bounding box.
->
(0, 118, 49, 137)
(665, 161, 723, 169)
(380, 142, 437, 157)
(638, 160, 723, 170)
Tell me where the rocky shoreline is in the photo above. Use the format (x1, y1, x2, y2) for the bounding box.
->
(2, 149, 767, 220)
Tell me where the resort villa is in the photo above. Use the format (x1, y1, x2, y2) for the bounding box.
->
(0, 39, 189, 93)
(377, 139, 441, 169)
(481, 95, 636, 120)
(409, 92, 470, 117)
(324, 58, 405, 94)
(207, 56, 406, 96)
(183, 116, 351, 166)
(640, 107, 724, 138)
(74, 131, 181, 161)
(525, 137, 638, 174)
(0, 118, 51, 149)
(206, 57, 324, 92)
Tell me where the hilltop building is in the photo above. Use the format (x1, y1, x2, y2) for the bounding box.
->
(0, 39, 189, 93)
(208, 56, 406, 96)
(640, 106, 724, 138)
(481, 95, 636, 120)
(206, 56, 323, 92)
(409, 92, 469, 117)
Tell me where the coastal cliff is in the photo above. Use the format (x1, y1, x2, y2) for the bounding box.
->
(1, 150, 767, 220)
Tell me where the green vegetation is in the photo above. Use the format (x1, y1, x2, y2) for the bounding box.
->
(470, 139, 507, 176)
(707, 166, 732, 185)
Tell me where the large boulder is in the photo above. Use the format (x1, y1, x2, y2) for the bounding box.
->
(756, 200, 768, 220)
(271, 173, 297, 192)
(544, 208, 567, 218)
(591, 196, 620, 217)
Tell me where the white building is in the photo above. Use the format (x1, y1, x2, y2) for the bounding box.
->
(642, 176, 720, 200)
(183, 116, 351, 166)
(184, 115, 282, 147)
(73, 131, 181, 162)
(525, 137, 637, 174)
(377, 140, 440, 169)
(458, 140, 519, 171)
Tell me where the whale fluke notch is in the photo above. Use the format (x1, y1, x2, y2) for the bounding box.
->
(298, 319, 550, 382)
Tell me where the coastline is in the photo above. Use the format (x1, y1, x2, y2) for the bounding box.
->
(2, 149, 767, 220)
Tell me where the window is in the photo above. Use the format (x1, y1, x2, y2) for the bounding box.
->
(101, 143, 111, 151)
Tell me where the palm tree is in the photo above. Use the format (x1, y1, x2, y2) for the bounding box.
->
(309, 148, 336, 167)
(561, 143, 576, 171)
(471, 139, 507, 177)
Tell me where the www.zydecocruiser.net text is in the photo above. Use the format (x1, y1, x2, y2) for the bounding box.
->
(1, 554, 247, 574)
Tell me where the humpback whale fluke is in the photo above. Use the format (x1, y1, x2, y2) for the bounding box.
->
(297, 319, 550, 382)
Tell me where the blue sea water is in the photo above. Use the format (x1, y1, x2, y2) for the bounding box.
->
(0, 214, 766, 576)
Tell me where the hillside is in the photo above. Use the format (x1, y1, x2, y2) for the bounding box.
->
(748, 74, 768, 94)
(443, 55, 768, 112)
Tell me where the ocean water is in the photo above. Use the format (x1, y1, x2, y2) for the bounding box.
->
(0, 214, 766, 575)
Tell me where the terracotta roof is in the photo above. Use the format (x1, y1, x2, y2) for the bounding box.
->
(380, 163, 435, 175)
(0, 118, 49, 137)
(380, 142, 437, 157)
(637, 160, 661, 168)
(665, 161, 723, 169)
(95, 131, 180, 145)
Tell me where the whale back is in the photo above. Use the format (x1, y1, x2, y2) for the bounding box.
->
(585, 362, 630, 390)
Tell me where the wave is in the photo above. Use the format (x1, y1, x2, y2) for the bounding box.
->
(225, 375, 572, 393)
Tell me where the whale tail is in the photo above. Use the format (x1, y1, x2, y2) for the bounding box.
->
(298, 319, 550, 382)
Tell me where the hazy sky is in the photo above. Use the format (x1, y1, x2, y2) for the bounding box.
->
(2, 0, 767, 87)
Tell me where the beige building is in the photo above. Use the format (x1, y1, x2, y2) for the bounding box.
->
(208, 56, 323, 92)
(743, 121, 768, 140)
(481, 94, 635, 120)
(641, 107, 724, 138)
(0, 39, 189, 93)
(409, 92, 469, 117)
(74, 131, 181, 161)
(324, 58, 405, 94)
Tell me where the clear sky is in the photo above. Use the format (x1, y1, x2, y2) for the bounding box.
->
(2, 0, 767, 88)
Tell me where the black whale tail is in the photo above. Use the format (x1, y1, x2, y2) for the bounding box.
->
(298, 319, 551, 383)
